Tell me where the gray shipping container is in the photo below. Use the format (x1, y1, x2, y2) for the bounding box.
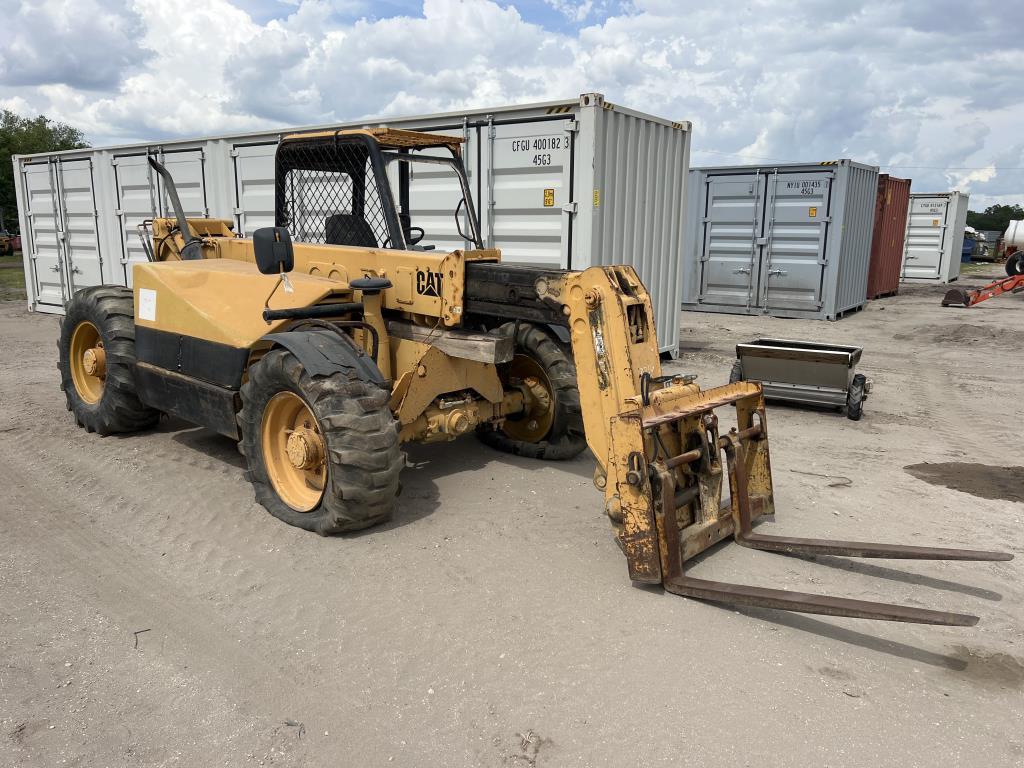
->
(12, 93, 690, 355)
(682, 160, 879, 320)
(900, 191, 969, 283)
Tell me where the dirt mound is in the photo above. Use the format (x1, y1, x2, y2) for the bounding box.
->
(893, 323, 1002, 344)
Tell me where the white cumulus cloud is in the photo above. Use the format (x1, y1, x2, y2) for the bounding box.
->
(0, 0, 1021, 207)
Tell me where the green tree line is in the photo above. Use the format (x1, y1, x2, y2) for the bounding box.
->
(0, 110, 90, 232)
(966, 204, 1024, 234)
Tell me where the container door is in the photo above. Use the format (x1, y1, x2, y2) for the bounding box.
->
(232, 143, 278, 236)
(760, 171, 831, 312)
(112, 154, 159, 285)
(481, 119, 574, 267)
(21, 162, 66, 307)
(697, 174, 765, 307)
(56, 158, 103, 294)
(902, 196, 948, 279)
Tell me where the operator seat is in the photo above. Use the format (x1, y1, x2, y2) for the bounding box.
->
(325, 214, 378, 248)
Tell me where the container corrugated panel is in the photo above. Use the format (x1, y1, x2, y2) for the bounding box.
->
(866, 175, 911, 299)
(681, 160, 879, 320)
(831, 161, 877, 314)
(589, 107, 689, 357)
(13, 93, 690, 356)
(900, 191, 970, 283)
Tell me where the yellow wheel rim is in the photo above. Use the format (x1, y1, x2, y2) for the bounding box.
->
(69, 321, 106, 405)
(261, 391, 327, 512)
(503, 354, 555, 443)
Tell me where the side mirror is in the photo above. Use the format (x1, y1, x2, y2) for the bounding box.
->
(253, 227, 294, 275)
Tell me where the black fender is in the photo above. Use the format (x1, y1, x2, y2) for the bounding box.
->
(261, 330, 386, 387)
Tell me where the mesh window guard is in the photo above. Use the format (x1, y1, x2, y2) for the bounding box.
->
(275, 137, 399, 249)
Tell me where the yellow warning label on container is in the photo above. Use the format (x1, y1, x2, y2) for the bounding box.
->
(543, 188, 555, 207)
(932, 219, 940, 226)
(593, 189, 601, 208)
(808, 207, 817, 218)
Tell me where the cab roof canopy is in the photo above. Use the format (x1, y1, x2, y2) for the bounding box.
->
(281, 127, 463, 154)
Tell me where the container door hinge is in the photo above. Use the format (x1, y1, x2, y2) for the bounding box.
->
(562, 202, 578, 215)
(564, 120, 579, 134)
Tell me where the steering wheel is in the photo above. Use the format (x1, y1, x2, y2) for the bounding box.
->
(406, 226, 425, 246)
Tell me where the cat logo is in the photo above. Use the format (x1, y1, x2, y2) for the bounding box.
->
(416, 269, 443, 298)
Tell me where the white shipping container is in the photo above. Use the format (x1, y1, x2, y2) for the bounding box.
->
(900, 191, 969, 283)
(13, 93, 691, 355)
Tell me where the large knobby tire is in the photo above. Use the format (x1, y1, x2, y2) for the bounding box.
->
(477, 322, 586, 460)
(57, 286, 159, 435)
(238, 347, 403, 535)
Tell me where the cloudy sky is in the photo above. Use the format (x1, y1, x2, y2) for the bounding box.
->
(1, 0, 1022, 208)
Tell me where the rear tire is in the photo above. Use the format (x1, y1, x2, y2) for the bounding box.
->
(1006, 252, 1024, 277)
(477, 322, 586, 460)
(238, 347, 403, 534)
(846, 373, 866, 421)
(57, 286, 158, 435)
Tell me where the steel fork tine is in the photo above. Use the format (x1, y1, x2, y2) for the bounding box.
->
(721, 437, 1013, 564)
(663, 575, 980, 626)
(653, 454, 1005, 626)
(735, 533, 1013, 561)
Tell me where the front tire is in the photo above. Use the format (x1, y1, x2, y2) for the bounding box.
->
(846, 373, 866, 421)
(238, 347, 403, 534)
(57, 286, 158, 435)
(1006, 252, 1024, 277)
(477, 322, 586, 460)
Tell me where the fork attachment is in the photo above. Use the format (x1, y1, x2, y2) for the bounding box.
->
(558, 266, 1011, 627)
(644, 384, 1010, 625)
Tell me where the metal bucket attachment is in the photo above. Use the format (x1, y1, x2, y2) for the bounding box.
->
(942, 274, 1024, 307)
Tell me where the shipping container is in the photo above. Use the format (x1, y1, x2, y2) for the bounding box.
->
(866, 174, 910, 299)
(681, 160, 879, 320)
(12, 93, 691, 355)
(900, 191, 969, 283)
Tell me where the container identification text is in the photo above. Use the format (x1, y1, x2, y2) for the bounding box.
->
(510, 136, 564, 167)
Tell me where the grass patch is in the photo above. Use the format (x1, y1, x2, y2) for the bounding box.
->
(0, 251, 27, 301)
(959, 261, 1001, 277)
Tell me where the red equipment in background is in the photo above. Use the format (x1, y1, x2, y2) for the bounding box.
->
(942, 273, 1024, 307)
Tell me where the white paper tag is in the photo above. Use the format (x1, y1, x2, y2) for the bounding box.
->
(138, 288, 157, 321)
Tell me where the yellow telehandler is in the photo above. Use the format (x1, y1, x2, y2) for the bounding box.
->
(57, 128, 1010, 625)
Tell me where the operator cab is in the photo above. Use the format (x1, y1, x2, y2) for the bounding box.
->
(274, 127, 483, 254)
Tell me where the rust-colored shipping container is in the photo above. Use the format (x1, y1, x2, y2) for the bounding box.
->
(867, 174, 911, 299)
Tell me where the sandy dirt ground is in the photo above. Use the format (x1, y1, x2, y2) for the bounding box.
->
(1, 266, 1022, 767)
